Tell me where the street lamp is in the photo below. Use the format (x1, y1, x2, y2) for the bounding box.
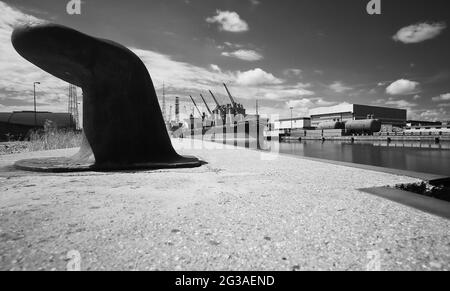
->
(290, 107, 294, 132)
(33, 82, 41, 128)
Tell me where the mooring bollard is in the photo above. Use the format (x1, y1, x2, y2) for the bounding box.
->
(11, 23, 202, 172)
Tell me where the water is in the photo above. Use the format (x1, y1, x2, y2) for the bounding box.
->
(271, 140, 450, 176)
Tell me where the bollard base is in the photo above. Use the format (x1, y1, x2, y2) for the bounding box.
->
(14, 155, 203, 173)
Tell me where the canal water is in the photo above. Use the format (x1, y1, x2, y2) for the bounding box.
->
(270, 140, 450, 176)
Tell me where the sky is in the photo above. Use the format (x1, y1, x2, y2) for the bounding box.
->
(0, 0, 450, 123)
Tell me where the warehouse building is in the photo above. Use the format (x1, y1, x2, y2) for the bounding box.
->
(274, 117, 311, 131)
(309, 104, 407, 129)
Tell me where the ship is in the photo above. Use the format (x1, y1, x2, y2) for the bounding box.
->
(169, 84, 268, 149)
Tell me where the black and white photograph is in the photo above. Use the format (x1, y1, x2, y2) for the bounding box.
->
(0, 0, 449, 276)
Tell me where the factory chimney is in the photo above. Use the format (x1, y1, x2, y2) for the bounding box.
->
(175, 96, 180, 122)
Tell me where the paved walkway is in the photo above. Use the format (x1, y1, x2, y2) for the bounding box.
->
(0, 139, 449, 270)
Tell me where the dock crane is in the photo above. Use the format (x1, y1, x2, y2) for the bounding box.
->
(189, 95, 203, 117)
(200, 94, 212, 115)
(209, 90, 222, 109)
(223, 83, 237, 108)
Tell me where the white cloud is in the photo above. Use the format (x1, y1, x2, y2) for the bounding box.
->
(286, 98, 335, 109)
(235, 68, 282, 86)
(0, 1, 316, 122)
(206, 10, 249, 33)
(314, 70, 324, 75)
(284, 98, 336, 118)
(221, 49, 263, 61)
(315, 99, 336, 107)
(432, 93, 450, 102)
(386, 79, 420, 95)
(210, 64, 221, 72)
(413, 94, 421, 100)
(410, 108, 448, 121)
(372, 98, 417, 109)
(385, 99, 417, 108)
(262, 86, 314, 99)
(329, 81, 352, 93)
(286, 99, 313, 109)
(223, 42, 244, 49)
(130, 51, 315, 101)
(283, 68, 302, 77)
(393, 22, 446, 44)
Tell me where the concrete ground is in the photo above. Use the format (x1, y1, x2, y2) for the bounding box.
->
(0, 139, 449, 271)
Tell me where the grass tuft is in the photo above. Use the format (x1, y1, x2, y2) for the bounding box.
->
(27, 128, 83, 151)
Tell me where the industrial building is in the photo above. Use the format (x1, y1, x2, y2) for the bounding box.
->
(274, 117, 311, 131)
(309, 104, 407, 129)
(0, 111, 76, 141)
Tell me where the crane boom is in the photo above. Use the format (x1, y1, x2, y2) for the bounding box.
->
(223, 83, 237, 108)
(209, 90, 221, 108)
(200, 94, 212, 115)
(189, 95, 203, 117)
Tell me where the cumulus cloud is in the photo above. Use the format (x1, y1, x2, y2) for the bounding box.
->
(221, 49, 263, 61)
(411, 108, 448, 121)
(384, 99, 417, 108)
(235, 68, 282, 86)
(286, 98, 335, 109)
(206, 10, 249, 32)
(283, 69, 302, 77)
(386, 79, 420, 95)
(393, 22, 446, 44)
(329, 81, 352, 93)
(432, 93, 450, 102)
(210, 64, 221, 72)
(286, 99, 313, 109)
(0, 1, 316, 121)
(116, 51, 315, 101)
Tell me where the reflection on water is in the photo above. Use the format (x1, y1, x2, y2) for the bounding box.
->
(272, 141, 450, 176)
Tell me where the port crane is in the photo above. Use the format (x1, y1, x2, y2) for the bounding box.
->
(209, 90, 221, 109)
(200, 94, 212, 115)
(223, 83, 238, 109)
(189, 95, 203, 117)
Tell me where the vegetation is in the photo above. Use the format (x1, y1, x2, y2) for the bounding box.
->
(396, 182, 450, 202)
(27, 128, 83, 151)
(1, 125, 83, 155)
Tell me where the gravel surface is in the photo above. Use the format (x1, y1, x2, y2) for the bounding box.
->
(0, 142, 30, 156)
(0, 139, 449, 271)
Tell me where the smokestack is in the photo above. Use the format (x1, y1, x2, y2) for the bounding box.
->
(175, 96, 180, 122)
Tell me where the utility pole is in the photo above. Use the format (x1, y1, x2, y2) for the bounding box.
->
(290, 107, 294, 132)
(33, 82, 40, 128)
